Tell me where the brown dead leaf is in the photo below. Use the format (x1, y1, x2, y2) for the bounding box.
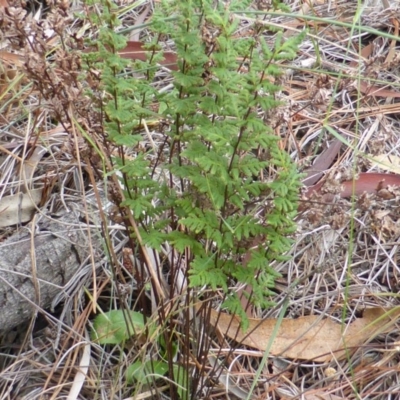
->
(304, 172, 400, 202)
(335, 173, 400, 198)
(208, 307, 400, 362)
(118, 41, 178, 70)
(343, 308, 400, 349)
(302, 139, 342, 186)
(358, 81, 400, 99)
(84, 41, 178, 70)
(0, 51, 24, 67)
(349, 43, 373, 68)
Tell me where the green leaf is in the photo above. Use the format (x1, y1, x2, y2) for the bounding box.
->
(126, 360, 169, 384)
(189, 256, 228, 291)
(91, 310, 145, 345)
(173, 71, 204, 88)
(141, 229, 167, 251)
(167, 231, 204, 254)
(222, 294, 249, 331)
(173, 365, 189, 400)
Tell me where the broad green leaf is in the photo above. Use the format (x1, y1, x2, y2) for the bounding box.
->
(91, 310, 145, 345)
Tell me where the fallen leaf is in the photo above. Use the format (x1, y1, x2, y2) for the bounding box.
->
(0, 189, 42, 227)
(0, 144, 47, 227)
(208, 307, 400, 362)
(303, 172, 400, 202)
(343, 307, 400, 350)
(118, 41, 178, 70)
(369, 154, 400, 174)
(302, 139, 342, 186)
(349, 43, 373, 68)
(358, 81, 400, 99)
(84, 41, 178, 70)
(0, 51, 24, 67)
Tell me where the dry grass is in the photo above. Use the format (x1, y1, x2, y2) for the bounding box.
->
(1, 0, 400, 399)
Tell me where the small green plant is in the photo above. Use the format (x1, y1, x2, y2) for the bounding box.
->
(91, 309, 147, 345)
(83, 0, 303, 397)
(91, 309, 188, 398)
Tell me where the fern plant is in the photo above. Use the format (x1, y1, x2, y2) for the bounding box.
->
(153, 0, 302, 315)
(83, 0, 303, 397)
(84, 0, 302, 319)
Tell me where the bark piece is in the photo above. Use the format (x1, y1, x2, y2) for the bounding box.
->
(0, 210, 92, 335)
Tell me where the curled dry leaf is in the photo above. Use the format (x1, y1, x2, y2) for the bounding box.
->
(208, 307, 400, 362)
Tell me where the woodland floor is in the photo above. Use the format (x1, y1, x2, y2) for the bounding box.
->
(1, 0, 400, 399)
